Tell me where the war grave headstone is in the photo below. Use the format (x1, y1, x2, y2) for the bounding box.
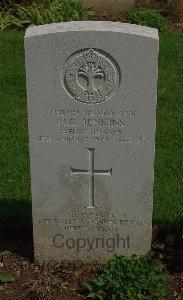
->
(25, 21, 159, 263)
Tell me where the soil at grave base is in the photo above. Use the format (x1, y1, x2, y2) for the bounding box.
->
(0, 230, 182, 300)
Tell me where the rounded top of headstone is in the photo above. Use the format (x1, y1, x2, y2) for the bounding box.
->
(25, 21, 159, 40)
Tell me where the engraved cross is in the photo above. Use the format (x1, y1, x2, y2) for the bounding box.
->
(71, 148, 112, 208)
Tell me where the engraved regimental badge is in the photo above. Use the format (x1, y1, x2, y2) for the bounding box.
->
(63, 48, 120, 104)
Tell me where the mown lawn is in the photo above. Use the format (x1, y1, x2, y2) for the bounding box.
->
(0, 31, 182, 233)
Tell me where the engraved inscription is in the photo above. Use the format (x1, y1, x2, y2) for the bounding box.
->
(63, 49, 120, 104)
(36, 212, 149, 232)
(71, 148, 112, 208)
(36, 108, 148, 145)
(37, 136, 52, 143)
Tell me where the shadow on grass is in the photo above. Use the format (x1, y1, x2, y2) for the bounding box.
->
(152, 228, 183, 274)
(0, 198, 33, 261)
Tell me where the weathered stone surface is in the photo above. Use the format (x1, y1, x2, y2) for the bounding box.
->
(25, 21, 159, 263)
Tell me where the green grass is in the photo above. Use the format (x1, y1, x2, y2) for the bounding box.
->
(0, 32, 182, 233)
(154, 33, 183, 231)
(0, 32, 31, 233)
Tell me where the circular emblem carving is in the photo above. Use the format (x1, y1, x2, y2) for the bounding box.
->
(63, 48, 120, 104)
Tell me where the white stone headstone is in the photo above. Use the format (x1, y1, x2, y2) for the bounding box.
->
(25, 21, 159, 263)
